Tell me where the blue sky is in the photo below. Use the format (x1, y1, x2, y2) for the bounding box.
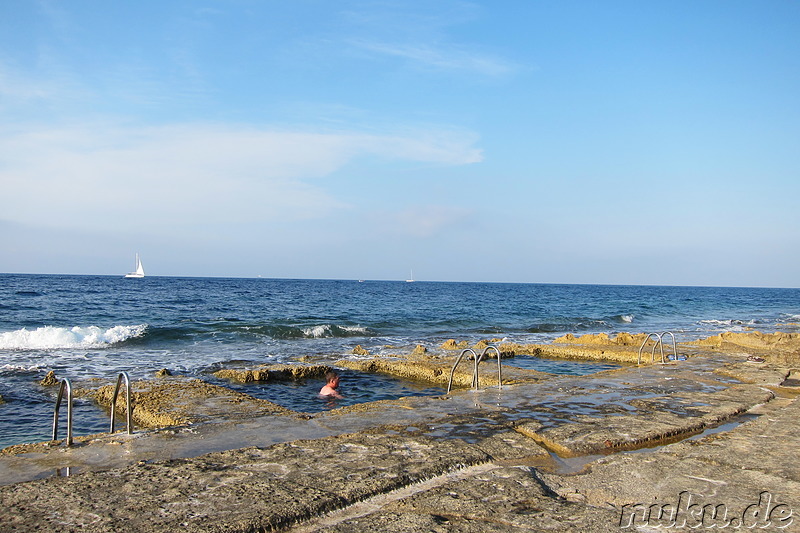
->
(1, 1, 798, 287)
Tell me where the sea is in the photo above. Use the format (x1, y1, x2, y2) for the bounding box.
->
(1, 274, 798, 450)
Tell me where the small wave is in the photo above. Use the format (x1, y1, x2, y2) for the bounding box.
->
(0, 325, 148, 350)
(698, 319, 761, 332)
(526, 318, 612, 334)
(699, 319, 758, 327)
(14, 291, 43, 297)
(0, 363, 44, 373)
(617, 314, 635, 323)
(301, 325, 370, 338)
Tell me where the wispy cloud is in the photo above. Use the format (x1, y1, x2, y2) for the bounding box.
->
(1, 121, 482, 235)
(351, 40, 518, 77)
(336, 1, 518, 77)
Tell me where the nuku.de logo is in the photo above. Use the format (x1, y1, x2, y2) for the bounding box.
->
(618, 491, 793, 529)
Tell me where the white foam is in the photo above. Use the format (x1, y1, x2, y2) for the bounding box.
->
(303, 325, 332, 338)
(301, 324, 368, 338)
(698, 319, 758, 332)
(0, 363, 44, 372)
(340, 325, 369, 334)
(0, 325, 147, 350)
(621, 315, 634, 323)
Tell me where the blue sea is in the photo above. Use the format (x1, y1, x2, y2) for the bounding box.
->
(1, 274, 798, 450)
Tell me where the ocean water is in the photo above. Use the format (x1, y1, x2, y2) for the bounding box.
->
(1, 274, 798, 449)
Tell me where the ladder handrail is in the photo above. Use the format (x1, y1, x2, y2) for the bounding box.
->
(638, 331, 679, 365)
(447, 348, 478, 393)
(637, 333, 663, 365)
(110, 372, 133, 434)
(476, 345, 502, 390)
(51, 378, 73, 447)
(658, 331, 678, 363)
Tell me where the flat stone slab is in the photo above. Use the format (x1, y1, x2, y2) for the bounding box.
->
(515, 384, 775, 456)
(538, 396, 800, 530)
(0, 431, 491, 532)
(295, 464, 620, 532)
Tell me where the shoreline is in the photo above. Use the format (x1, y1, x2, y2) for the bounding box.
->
(1, 332, 799, 530)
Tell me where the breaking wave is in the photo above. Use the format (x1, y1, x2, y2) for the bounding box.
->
(301, 325, 370, 338)
(698, 319, 759, 328)
(0, 325, 148, 350)
(526, 314, 634, 333)
(208, 322, 373, 339)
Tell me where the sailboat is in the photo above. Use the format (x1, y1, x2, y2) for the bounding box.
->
(124, 253, 145, 278)
(406, 269, 415, 283)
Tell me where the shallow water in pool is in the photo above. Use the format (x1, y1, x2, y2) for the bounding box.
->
(504, 355, 620, 375)
(209, 370, 446, 413)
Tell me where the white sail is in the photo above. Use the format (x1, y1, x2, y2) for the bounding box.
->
(124, 253, 145, 278)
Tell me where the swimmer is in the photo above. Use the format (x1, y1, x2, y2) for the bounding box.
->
(319, 371, 343, 399)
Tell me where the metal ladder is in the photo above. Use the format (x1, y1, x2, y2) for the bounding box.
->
(51, 378, 73, 446)
(447, 345, 503, 393)
(637, 332, 680, 365)
(110, 372, 133, 435)
(51, 372, 133, 447)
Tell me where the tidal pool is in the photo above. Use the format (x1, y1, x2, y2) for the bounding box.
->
(210, 369, 446, 413)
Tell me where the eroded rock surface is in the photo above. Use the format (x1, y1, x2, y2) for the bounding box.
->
(3, 334, 800, 532)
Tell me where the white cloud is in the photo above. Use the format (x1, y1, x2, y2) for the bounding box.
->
(0, 121, 482, 235)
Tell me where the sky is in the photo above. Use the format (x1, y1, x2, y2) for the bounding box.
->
(1, 1, 798, 287)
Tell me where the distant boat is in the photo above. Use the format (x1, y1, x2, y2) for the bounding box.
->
(124, 253, 145, 278)
(406, 269, 414, 283)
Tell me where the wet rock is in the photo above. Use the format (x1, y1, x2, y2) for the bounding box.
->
(693, 331, 800, 364)
(92, 377, 293, 428)
(715, 361, 793, 387)
(494, 333, 691, 364)
(352, 345, 370, 356)
(39, 370, 58, 386)
(781, 369, 800, 388)
(410, 345, 427, 356)
(335, 358, 548, 389)
(516, 384, 774, 457)
(213, 364, 332, 384)
(214, 368, 270, 383)
(155, 368, 172, 378)
(3, 344, 800, 532)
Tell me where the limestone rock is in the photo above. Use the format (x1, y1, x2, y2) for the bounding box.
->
(352, 345, 370, 356)
(472, 340, 489, 351)
(39, 371, 58, 386)
(440, 339, 469, 350)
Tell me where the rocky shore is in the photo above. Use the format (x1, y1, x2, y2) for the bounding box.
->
(1, 332, 799, 531)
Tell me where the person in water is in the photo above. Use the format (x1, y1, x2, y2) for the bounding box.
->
(319, 371, 343, 399)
